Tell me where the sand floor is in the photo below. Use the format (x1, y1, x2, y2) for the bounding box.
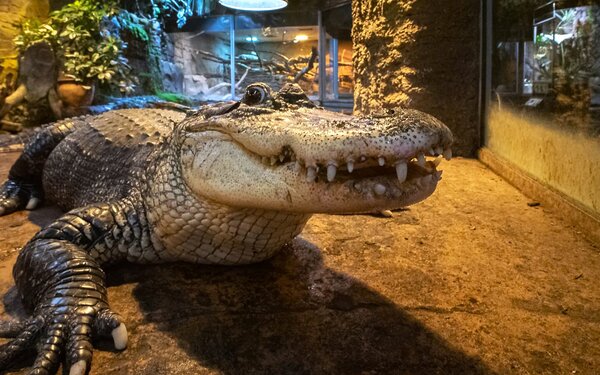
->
(0, 152, 598, 374)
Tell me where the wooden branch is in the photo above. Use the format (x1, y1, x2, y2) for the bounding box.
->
(293, 47, 318, 83)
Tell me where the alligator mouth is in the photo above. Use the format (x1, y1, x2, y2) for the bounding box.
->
(256, 144, 451, 193)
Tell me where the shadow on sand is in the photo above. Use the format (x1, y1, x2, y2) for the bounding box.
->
(101, 238, 496, 375)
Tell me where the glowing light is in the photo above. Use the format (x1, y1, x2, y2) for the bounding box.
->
(294, 34, 309, 42)
(245, 36, 258, 42)
(219, 0, 288, 11)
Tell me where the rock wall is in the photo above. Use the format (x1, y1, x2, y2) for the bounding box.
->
(0, 0, 49, 78)
(352, 0, 481, 156)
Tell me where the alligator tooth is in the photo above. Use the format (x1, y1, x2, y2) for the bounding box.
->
(327, 165, 337, 182)
(435, 146, 443, 155)
(306, 167, 317, 183)
(443, 148, 452, 161)
(395, 162, 408, 183)
(347, 161, 354, 173)
(420, 174, 433, 186)
(417, 153, 426, 167)
(270, 157, 277, 165)
(279, 154, 285, 162)
(428, 148, 435, 156)
(359, 155, 367, 162)
(433, 156, 443, 167)
(378, 157, 385, 166)
(374, 183, 387, 195)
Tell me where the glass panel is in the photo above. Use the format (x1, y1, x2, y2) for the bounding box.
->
(320, 4, 354, 103)
(169, 15, 234, 101)
(234, 13, 319, 99)
(491, 1, 600, 134)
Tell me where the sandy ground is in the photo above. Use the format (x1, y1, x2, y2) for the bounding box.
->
(0, 152, 598, 375)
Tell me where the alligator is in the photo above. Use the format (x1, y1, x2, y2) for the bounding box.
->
(0, 83, 452, 375)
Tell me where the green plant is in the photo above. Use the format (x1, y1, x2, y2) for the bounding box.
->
(150, 0, 193, 28)
(14, 0, 134, 93)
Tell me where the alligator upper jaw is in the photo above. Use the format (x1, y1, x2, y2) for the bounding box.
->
(181, 133, 448, 214)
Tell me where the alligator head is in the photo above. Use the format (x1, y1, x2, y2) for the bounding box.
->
(175, 83, 453, 214)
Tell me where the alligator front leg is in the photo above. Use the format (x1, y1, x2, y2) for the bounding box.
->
(0, 117, 82, 216)
(0, 198, 146, 374)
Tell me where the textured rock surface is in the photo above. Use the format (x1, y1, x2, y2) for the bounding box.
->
(0, 153, 599, 374)
(352, 0, 481, 156)
(0, 0, 49, 76)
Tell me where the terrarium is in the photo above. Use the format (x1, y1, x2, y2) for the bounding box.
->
(529, 1, 594, 96)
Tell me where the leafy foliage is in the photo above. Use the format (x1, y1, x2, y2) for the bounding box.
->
(14, 0, 135, 93)
(150, 0, 193, 28)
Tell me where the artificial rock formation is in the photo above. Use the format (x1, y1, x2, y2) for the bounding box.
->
(352, 0, 480, 156)
(0, 0, 49, 78)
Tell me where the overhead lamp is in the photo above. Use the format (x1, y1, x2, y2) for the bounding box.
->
(294, 34, 309, 42)
(245, 36, 259, 42)
(219, 0, 288, 11)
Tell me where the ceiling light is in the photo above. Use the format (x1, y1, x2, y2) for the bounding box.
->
(294, 34, 309, 42)
(219, 0, 288, 11)
(245, 36, 258, 42)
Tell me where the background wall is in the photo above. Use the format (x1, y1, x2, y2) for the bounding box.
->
(352, 0, 481, 156)
(485, 108, 600, 216)
(0, 0, 49, 79)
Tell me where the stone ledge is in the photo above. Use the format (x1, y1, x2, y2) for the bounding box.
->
(479, 147, 600, 245)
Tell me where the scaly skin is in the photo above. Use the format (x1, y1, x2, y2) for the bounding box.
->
(0, 83, 453, 374)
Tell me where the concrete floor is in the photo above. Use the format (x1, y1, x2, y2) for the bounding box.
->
(0, 152, 599, 375)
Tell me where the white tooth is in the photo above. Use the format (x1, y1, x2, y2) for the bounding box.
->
(378, 157, 385, 166)
(359, 155, 367, 162)
(443, 148, 452, 160)
(379, 210, 393, 218)
(279, 154, 285, 162)
(433, 156, 442, 167)
(306, 167, 317, 182)
(347, 161, 354, 173)
(374, 183, 386, 195)
(428, 148, 435, 156)
(270, 157, 277, 165)
(435, 146, 443, 155)
(417, 153, 426, 167)
(395, 162, 407, 183)
(327, 165, 337, 182)
(421, 174, 433, 185)
(294, 161, 302, 172)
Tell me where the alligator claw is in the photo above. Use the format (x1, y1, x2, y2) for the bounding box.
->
(0, 179, 43, 216)
(0, 306, 126, 374)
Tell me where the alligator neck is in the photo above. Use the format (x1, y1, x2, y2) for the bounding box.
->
(143, 144, 311, 265)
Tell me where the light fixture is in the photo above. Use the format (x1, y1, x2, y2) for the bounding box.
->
(219, 0, 288, 11)
(294, 34, 309, 42)
(245, 36, 259, 42)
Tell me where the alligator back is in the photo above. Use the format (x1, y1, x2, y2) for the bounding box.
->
(43, 109, 186, 210)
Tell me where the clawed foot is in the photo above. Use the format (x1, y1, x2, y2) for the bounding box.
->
(0, 306, 127, 374)
(0, 180, 43, 216)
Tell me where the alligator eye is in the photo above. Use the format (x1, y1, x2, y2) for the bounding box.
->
(243, 84, 270, 105)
